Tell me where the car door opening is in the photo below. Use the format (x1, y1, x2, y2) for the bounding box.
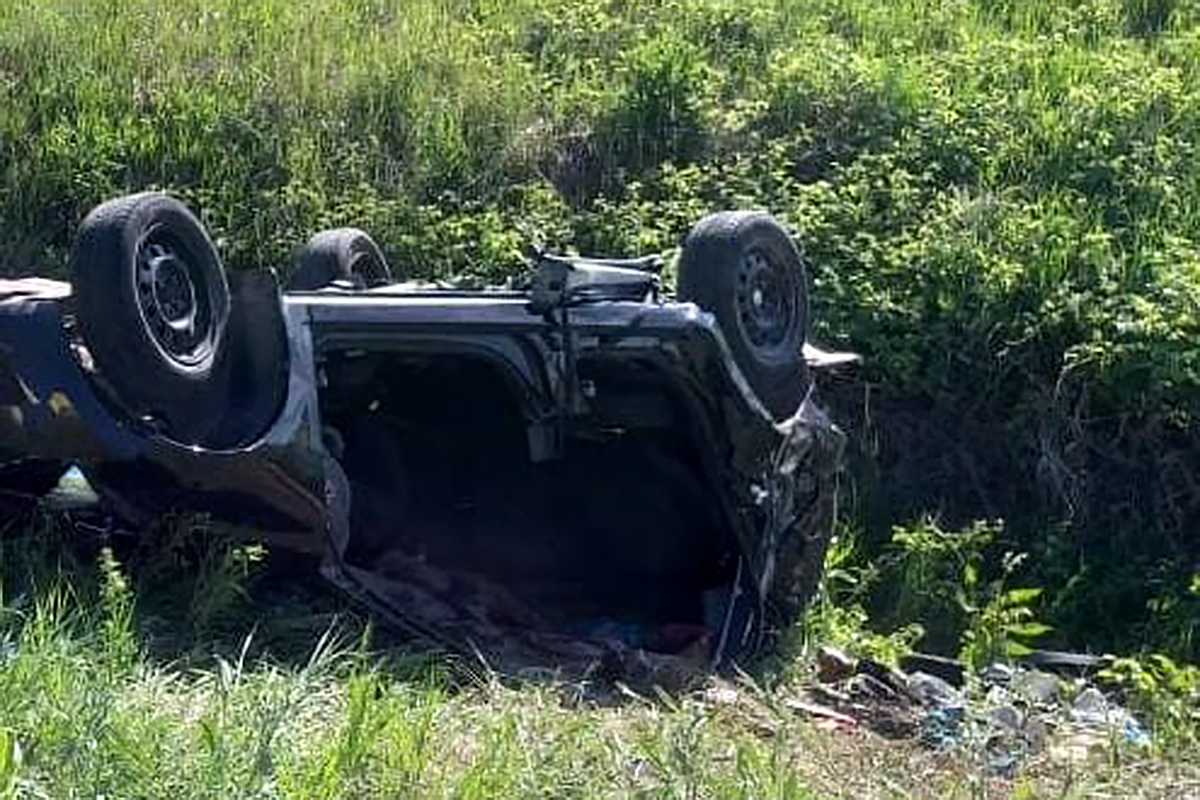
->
(318, 348, 742, 659)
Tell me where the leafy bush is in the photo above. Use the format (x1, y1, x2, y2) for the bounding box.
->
(876, 519, 1000, 654)
(959, 572, 1050, 670)
(1124, 0, 1180, 35)
(798, 520, 924, 667)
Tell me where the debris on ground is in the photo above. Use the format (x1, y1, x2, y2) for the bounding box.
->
(816, 645, 856, 683)
(784, 698, 859, 732)
(899, 652, 967, 688)
(782, 647, 1151, 776)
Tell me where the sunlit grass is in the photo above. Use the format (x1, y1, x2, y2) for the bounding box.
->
(0, 542, 1195, 799)
(3, 0, 1197, 275)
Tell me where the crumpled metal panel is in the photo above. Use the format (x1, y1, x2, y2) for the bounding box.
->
(760, 396, 845, 621)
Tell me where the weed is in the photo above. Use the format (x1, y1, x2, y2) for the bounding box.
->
(601, 33, 712, 175)
(798, 522, 923, 667)
(1143, 571, 1200, 662)
(97, 547, 136, 672)
(1099, 653, 1200, 750)
(1124, 0, 1180, 35)
(0, 729, 19, 800)
(188, 538, 267, 636)
(880, 518, 999, 653)
(959, 582, 1050, 671)
(132, 514, 268, 642)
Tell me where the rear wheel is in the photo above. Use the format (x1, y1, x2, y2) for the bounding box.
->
(287, 228, 393, 290)
(71, 193, 231, 444)
(677, 211, 809, 420)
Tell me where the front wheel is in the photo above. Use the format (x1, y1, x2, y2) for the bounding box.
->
(677, 211, 810, 420)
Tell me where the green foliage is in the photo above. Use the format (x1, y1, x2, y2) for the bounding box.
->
(880, 519, 999, 652)
(959, 582, 1050, 671)
(0, 729, 17, 800)
(0, 560, 856, 798)
(131, 514, 268, 643)
(600, 33, 712, 174)
(97, 547, 136, 672)
(1123, 0, 1180, 36)
(1139, 571, 1200, 663)
(1099, 653, 1200, 749)
(872, 518, 1049, 664)
(799, 522, 924, 667)
(189, 537, 267, 636)
(0, 539, 1184, 800)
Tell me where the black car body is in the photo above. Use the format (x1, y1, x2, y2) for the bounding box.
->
(0, 196, 845, 682)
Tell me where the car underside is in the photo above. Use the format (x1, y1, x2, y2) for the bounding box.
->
(0, 194, 847, 685)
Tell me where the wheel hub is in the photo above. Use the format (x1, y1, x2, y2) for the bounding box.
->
(736, 249, 794, 349)
(152, 251, 196, 326)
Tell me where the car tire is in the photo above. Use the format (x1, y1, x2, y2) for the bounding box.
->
(71, 193, 231, 444)
(677, 211, 810, 420)
(287, 228, 393, 290)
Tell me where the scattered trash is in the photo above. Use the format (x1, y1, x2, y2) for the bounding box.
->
(906, 671, 963, 710)
(1020, 650, 1111, 677)
(900, 653, 966, 688)
(920, 706, 966, 750)
(703, 682, 741, 707)
(816, 645, 856, 683)
(985, 737, 1020, 776)
(988, 704, 1022, 732)
(1011, 669, 1060, 706)
(982, 662, 1014, 686)
(1070, 686, 1109, 724)
(808, 685, 852, 708)
(797, 644, 1151, 775)
(1024, 716, 1050, 750)
(850, 673, 902, 703)
(700, 680, 779, 738)
(1068, 686, 1152, 749)
(857, 704, 919, 739)
(785, 698, 858, 732)
(1049, 727, 1112, 765)
(857, 658, 918, 702)
(1124, 717, 1152, 748)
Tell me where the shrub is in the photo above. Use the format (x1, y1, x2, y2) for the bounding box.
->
(599, 33, 713, 177)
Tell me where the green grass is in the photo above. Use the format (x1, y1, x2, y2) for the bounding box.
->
(0, 520, 1196, 800)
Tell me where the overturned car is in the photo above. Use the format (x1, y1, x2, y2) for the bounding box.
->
(0, 193, 844, 681)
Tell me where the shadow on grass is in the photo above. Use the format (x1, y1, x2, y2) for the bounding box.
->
(0, 504, 462, 687)
(3, 502, 802, 703)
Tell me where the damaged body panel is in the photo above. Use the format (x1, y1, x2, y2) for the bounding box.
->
(0, 197, 845, 682)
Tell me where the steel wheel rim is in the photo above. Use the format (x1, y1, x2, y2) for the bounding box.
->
(347, 248, 385, 288)
(134, 227, 216, 368)
(735, 247, 797, 352)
